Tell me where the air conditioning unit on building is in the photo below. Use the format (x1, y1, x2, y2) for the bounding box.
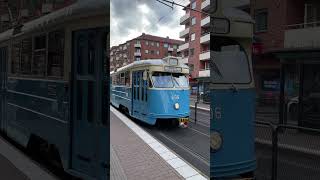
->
(0, 14, 9, 22)
(20, 9, 29, 17)
(42, 3, 53, 14)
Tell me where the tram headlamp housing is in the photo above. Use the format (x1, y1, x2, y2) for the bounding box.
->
(174, 103, 180, 110)
(211, 131, 222, 152)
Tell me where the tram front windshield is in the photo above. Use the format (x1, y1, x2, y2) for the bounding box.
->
(211, 38, 252, 84)
(151, 72, 188, 88)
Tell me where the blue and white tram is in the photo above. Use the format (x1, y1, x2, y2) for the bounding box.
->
(0, 1, 108, 180)
(210, 3, 256, 179)
(111, 57, 190, 127)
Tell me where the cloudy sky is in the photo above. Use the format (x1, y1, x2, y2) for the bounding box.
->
(110, 0, 189, 47)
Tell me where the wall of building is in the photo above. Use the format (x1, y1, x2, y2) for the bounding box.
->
(110, 33, 183, 72)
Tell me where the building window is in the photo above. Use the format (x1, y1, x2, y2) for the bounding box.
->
(145, 40, 149, 45)
(191, 33, 195, 41)
(191, 1, 196, 9)
(151, 41, 154, 46)
(145, 50, 149, 54)
(156, 50, 159, 55)
(136, 57, 141, 61)
(136, 40, 140, 44)
(156, 42, 159, 47)
(190, 48, 194, 57)
(191, 17, 196, 25)
(150, 50, 155, 54)
(164, 43, 168, 48)
(173, 44, 177, 49)
(48, 30, 64, 78)
(255, 9, 268, 32)
(189, 64, 194, 72)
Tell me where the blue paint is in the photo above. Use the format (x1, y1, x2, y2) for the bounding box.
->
(210, 89, 256, 178)
(111, 86, 190, 125)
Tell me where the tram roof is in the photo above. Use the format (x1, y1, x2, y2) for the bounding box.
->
(223, 7, 254, 23)
(112, 59, 189, 74)
(0, 0, 107, 41)
(20, 0, 107, 34)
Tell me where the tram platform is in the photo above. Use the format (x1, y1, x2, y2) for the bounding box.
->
(0, 136, 58, 180)
(110, 106, 207, 180)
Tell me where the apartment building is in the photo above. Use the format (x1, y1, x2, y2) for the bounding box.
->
(110, 33, 184, 71)
(0, 0, 75, 32)
(178, 0, 210, 90)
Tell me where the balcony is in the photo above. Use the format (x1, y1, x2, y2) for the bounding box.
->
(181, 57, 188, 64)
(200, 33, 210, 44)
(199, 70, 210, 78)
(201, 16, 210, 27)
(116, 57, 119, 61)
(134, 52, 141, 56)
(134, 43, 141, 48)
(201, 0, 210, 11)
(199, 51, 210, 61)
(179, 27, 190, 38)
(180, 12, 190, 25)
(168, 47, 174, 51)
(42, 3, 53, 14)
(123, 54, 127, 58)
(178, 42, 189, 52)
(285, 21, 320, 49)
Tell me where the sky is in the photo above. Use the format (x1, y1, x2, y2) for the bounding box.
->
(110, 0, 189, 47)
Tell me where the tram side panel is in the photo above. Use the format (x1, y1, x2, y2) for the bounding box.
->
(5, 79, 70, 169)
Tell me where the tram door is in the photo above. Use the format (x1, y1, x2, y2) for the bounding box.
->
(0, 47, 7, 131)
(71, 28, 108, 179)
(132, 71, 148, 119)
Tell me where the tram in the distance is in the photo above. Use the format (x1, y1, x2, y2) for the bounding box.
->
(210, 1, 256, 179)
(110, 56, 190, 127)
(0, 1, 108, 179)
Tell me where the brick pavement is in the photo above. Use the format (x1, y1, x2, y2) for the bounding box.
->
(110, 112, 184, 180)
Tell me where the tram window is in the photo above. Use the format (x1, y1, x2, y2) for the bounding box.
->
(133, 73, 136, 99)
(151, 72, 174, 88)
(125, 72, 130, 87)
(120, 73, 125, 85)
(21, 38, 32, 75)
(88, 32, 95, 75)
(141, 73, 144, 101)
(33, 35, 47, 77)
(35, 35, 46, 50)
(137, 73, 140, 100)
(11, 42, 21, 75)
(48, 30, 64, 78)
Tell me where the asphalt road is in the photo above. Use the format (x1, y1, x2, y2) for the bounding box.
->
(191, 107, 320, 180)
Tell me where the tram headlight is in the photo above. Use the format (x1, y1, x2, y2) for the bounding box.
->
(174, 103, 180, 110)
(211, 131, 222, 151)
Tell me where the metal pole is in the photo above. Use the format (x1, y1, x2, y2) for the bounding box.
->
(271, 125, 279, 180)
(195, 81, 200, 124)
(298, 63, 304, 127)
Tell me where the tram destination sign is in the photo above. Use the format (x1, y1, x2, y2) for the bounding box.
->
(210, 18, 230, 34)
(164, 66, 182, 73)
